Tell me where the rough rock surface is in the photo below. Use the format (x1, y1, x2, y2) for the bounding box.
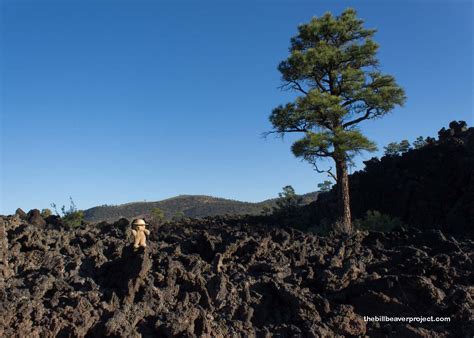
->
(0, 214, 472, 337)
(27, 209, 47, 227)
(311, 121, 474, 235)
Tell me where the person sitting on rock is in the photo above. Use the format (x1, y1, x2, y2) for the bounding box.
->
(131, 219, 150, 249)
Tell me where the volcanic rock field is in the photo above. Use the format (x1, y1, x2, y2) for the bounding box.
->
(0, 214, 472, 337)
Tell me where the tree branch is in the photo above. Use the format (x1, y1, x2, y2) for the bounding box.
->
(341, 98, 360, 107)
(314, 77, 328, 93)
(313, 163, 337, 181)
(305, 147, 334, 158)
(343, 108, 374, 128)
(327, 68, 335, 95)
(289, 80, 308, 95)
(262, 126, 309, 139)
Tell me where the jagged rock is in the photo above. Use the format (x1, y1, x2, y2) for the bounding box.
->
(27, 209, 46, 227)
(328, 304, 366, 336)
(307, 121, 474, 235)
(15, 208, 27, 220)
(45, 214, 62, 228)
(396, 324, 449, 338)
(0, 215, 472, 336)
(0, 218, 11, 281)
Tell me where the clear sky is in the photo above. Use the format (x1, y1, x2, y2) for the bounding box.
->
(1, 0, 472, 214)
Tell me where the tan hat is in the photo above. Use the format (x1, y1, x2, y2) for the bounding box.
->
(133, 219, 147, 226)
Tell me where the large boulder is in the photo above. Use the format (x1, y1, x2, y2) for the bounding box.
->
(27, 209, 46, 227)
(15, 208, 27, 220)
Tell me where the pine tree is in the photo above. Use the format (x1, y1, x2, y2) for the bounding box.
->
(274, 186, 302, 218)
(413, 136, 427, 149)
(269, 9, 406, 233)
(384, 142, 402, 156)
(398, 140, 411, 153)
(151, 207, 165, 224)
(317, 180, 333, 193)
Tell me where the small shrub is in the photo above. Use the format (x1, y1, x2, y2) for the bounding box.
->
(41, 208, 52, 218)
(172, 211, 185, 222)
(354, 210, 405, 232)
(150, 207, 165, 224)
(62, 210, 84, 228)
(51, 197, 84, 228)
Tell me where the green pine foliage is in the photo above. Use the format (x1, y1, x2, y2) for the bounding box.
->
(384, 142, 401, 156)
(413, 136, 428, 149)
(270, 8, 405, 163)
(151, 207, 165, 224)
(383, 139, 411, 156)
(317, 180, 333, 192)
(268, 8, 406, 232)
(274, 185, 303, 214)
(172, 211, 185, 222)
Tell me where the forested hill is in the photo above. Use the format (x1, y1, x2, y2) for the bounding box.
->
(83, 193, 318, 222)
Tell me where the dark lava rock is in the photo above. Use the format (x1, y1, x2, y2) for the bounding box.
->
(0, 215, 472, 337)
(27, 209, 46, 227)
(307, 121, 474, 235)
(45, 214, 61, 224)
(0, 218, 11, 281)
(15, 208, 27, 220)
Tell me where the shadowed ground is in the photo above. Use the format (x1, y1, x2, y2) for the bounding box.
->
(0, 215, 472, 337)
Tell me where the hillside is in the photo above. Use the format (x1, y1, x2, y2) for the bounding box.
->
(83, 193, 318, 223)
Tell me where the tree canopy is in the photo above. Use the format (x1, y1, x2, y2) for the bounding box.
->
(269, 8, 406, 232)
(384, 139, 411, 156)
(270, 8, 405, 164)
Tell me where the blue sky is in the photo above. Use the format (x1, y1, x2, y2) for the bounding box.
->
(1, 0, 472, 214)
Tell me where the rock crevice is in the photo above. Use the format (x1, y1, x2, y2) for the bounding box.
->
(0, 216, 472, 337)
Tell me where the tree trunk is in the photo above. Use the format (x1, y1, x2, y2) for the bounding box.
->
(334, 158, 352, 234)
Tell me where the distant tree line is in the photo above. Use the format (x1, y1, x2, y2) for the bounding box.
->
(383, 136, 428, 157)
